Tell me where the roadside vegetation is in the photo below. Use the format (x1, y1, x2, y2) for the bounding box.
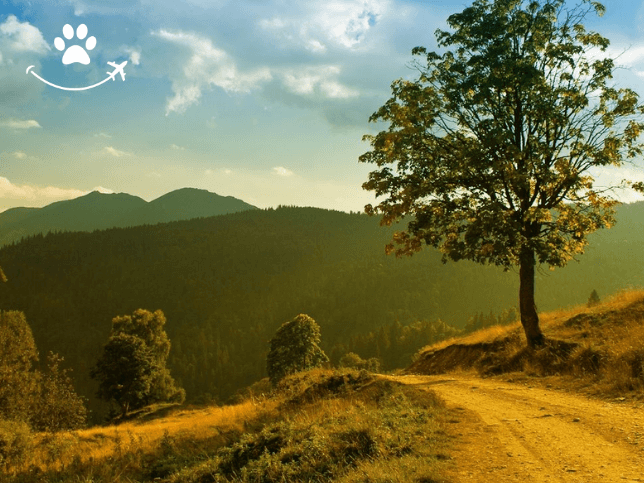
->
(410, 289, 644, 401)
(2, 368, 452, 483)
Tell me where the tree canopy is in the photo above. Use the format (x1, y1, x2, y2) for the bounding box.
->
(91, 309, 184, 417)
(267, 314, 329, 384)
(360, 0, 644, 347)
(0, 311, 39, 422)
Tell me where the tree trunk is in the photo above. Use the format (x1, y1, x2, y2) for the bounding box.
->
(519, 246, 545, 349)
(121, 401, 129, 418)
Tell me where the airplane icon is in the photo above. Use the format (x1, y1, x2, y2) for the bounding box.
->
(107, 61, 127, 81)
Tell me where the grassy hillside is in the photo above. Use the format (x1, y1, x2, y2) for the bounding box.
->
(4, 369, 453, 483)
(409, 289, 644, 400)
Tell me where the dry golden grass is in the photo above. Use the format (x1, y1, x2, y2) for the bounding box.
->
(27, 398, 279, 472)
(10, 369, 452, 483)
(417, 288, 644, 355)
(411, 288, 644, 400)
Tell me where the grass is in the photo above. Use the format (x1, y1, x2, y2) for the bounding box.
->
(410, 288, 644, 400)
(5, 369, 452, 483)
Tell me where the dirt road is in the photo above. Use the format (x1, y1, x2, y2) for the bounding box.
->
(391, 374, 644, 482)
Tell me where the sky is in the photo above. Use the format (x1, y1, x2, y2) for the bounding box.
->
(2, 0, 644, 212)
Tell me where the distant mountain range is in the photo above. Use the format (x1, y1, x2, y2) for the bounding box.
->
(0, 188, 257, 246)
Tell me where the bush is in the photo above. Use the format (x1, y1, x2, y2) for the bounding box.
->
(339, 352, 380, 372)
(0, 419, 32, 469)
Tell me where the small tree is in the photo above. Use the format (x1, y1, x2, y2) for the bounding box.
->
(267, 314, 329, 384)
(587, 289, 600, 307)
(110, 309, 184, 405)
(360, 0, 644, 348)
(91, 333, 156, 417)
(91, 309, 184, 417)
(31, 352, 87, 432)
(0, 311, 39, 422)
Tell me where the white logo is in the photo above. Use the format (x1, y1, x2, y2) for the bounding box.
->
(54, 24, 96, 65)
(26, 23, 128, 91)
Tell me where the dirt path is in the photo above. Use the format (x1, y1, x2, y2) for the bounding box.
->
(389, 374, 644, 482)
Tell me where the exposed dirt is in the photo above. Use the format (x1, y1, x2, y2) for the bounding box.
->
(388, 373, 644, 482)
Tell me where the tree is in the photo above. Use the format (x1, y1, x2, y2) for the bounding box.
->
(266, 314, 329, 384)
(91, 309, 184, 417)
(360, 0, 644, 348)
(587, 289, 600, 307)
(110, 309, 185, 405)
(0, 267, 6, 283)
(0, 311, 39, 422)
(31, 352, 87, 432)
(91, 333, 156, 417)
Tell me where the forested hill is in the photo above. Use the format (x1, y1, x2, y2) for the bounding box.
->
(0, 204, 643, 418)
(0, 187, 257, 247)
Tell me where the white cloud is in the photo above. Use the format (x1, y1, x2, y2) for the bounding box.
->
(103, 146, 131, 157)
(0, 119, 41, 129)
(169, 143, 185, 150)
(124, 47, 141, 65)
(0, 177, 85, 202)
(11, 151, 27, 159)
(281, 65, 359, 98)
(152, 29, 272, 115)
(273, 166, 294, 177)
(0, 15, 49, 54)
(94, 132, 112, 138)
(91, 186, 115, 194)
(260, 0, 388, 52)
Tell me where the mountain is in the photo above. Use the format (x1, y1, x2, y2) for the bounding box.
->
(0, 188, 258, 246)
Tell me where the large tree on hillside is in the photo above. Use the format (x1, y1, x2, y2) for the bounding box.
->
(360, 0, 644, 348)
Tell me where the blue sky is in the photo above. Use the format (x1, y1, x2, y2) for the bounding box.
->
(1, 0, 644, 212)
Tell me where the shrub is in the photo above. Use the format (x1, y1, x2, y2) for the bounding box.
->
(0, 419, 32, 469)
(339, 352, 380, 372)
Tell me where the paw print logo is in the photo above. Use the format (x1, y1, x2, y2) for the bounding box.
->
(54, 24, 96, 65)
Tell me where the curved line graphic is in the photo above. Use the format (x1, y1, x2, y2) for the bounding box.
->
(26, 65, 113, 91)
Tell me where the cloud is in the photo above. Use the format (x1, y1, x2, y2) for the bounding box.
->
(11, 151, 27, 159)
(273, 166, 294, 177)
(94, 132, 112, 138)
(0, 119, 41, 129)
(91, 186, 114, 194)
(281, 65, 358, 98)
(152, 28, 272, 115)
(0, 177, 85, 202)
(103, 146, 131, 157)
(124, 47, 141, 65)
(0, 15, 49, 54)
(259, 0, 388, 52)
(169, 143, 185, 150)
